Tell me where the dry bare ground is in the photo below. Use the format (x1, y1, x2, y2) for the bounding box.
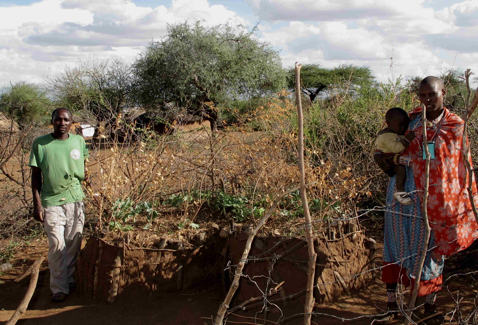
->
(1, 238, 477, 325)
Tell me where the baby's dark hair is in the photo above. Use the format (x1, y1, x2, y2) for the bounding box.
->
(51, 108, 72, 121)
(385, 107, 409, 122)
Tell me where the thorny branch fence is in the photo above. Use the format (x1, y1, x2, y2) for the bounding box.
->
(212, 204, 478, 325)
(211, 69, 478, 324)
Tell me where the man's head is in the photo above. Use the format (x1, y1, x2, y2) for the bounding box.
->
(386, 107, 409, 135)
(51, 108, 73, 138)
(418, 76, 446, 113)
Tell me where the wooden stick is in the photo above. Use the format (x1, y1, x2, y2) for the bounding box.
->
(415, 312, 443, 324)
(107, 254, 122, 303)
(408, 104, 432, 318)
(213, 186, 300, 324)
(295, 62, 317, 325)
(6, 256, 45, 325)
(93, 241, 103, 299)
(462, 69, 478, 224)
(226, 281, 284, 315)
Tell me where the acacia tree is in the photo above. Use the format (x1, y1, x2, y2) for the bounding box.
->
(48, 59, 133, 122)
(0, 82, 52, 128)
(132, 22, 286, 131)
(287, 64, 374, 102)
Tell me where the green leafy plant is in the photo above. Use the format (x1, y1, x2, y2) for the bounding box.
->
(109, 221, 134, 232)
(111, 198, 137, 222)
(0, 241, 19, 263)
(112, 199, 158, 226)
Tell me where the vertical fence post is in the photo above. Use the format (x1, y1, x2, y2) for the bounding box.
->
(295, 62, 317, 325)
(408, 104, 431, 318)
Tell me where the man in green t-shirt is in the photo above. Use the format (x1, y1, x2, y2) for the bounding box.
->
(29, 108, 88, 302)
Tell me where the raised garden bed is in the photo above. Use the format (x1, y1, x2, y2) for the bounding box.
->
(77, 222, 376, 307)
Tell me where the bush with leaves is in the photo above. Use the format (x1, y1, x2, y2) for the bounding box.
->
(48, 58, 133, 123)
(133, 21, 286, 131)
(0, 82, 52, 127)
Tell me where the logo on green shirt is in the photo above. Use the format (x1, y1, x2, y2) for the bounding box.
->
(70, 149, 81, 160)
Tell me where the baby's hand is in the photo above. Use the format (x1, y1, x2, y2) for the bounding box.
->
(405, 131, 415, 141)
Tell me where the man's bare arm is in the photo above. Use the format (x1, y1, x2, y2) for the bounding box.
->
(31, 166, 43, 222)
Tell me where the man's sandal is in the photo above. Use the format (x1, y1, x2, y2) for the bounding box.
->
(52, 292, 67, 302)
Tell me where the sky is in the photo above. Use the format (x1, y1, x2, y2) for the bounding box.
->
(1, 0, 478, 87)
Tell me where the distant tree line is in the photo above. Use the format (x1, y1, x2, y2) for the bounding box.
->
(0, 20, 470, 133)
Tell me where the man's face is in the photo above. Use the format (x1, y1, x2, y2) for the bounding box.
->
(387, 115, 409, 135)
(418, 82, 446, 113)
(52, 110, 72, 135)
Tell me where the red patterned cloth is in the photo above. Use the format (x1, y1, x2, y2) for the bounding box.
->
(382, 263, 443, 296)
(406, 107, 478, 256)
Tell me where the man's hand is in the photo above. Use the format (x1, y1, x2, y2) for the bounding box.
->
(33, 206, 44, 222)
(31, 166, 43, 222)
(405, 131, 415, 141)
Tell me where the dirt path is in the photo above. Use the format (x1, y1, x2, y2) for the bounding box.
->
(0, 239, 477, 325)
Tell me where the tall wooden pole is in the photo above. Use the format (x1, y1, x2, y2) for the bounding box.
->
(408, 105, 432, 318)
(295, 62, 317, 325)
(462, 69, 478, 223)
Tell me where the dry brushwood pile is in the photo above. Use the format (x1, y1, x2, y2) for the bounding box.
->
(74, 95, 377, 311)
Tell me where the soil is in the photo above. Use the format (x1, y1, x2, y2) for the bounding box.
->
(1, 238, 477, 325)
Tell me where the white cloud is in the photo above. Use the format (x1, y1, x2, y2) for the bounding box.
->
(262, 21, 388, 61)
(436, 0, 478, 26)
(424, 1, 478, 53)
(0, 0, 92, 31)
(249, 0, 434, 21)
(0, 0, 246, 86)
(255, 0, 478, 84)
(2, 0, 478, 88)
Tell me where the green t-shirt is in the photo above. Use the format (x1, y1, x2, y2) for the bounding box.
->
(29, 133, 89, 207)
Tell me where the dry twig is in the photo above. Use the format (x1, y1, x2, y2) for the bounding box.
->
(462, 69, 478, 224)
(408, 104, 432, 319)
(6, 256, 45, 325)
(226, 281, 284, 315)
(295, 62, 317, 325)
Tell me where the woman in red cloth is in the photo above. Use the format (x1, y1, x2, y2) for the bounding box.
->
(375, 76, 478, 322)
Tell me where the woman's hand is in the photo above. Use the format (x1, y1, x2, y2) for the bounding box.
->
(406, 131, 415, 142)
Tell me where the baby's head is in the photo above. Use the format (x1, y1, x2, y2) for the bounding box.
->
(385, 107, 409, 135)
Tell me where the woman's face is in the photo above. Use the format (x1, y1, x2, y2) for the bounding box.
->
(418, 82, 446, 113)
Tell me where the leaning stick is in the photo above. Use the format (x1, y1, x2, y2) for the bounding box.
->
(462, 69, 478, 224)
(226, 281, 284, 315)
(408, 105, 432, 319)
(295, 62, 317, 325)
(213, 186, 301, 324)
(6, 256, 45, 325)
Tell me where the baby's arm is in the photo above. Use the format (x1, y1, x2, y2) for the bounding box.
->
(385, 132, 415, 153)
